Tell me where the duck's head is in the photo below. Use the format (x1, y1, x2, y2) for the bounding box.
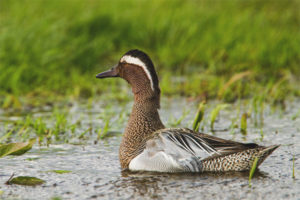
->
(96, 49, 160, 98)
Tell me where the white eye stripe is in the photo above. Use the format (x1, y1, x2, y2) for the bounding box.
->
(120, 55, 154, 91)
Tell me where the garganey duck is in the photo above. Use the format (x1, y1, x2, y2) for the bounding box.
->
(96, 49, 279, 173)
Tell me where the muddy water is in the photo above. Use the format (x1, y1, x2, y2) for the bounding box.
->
(0, 98, 299, 200)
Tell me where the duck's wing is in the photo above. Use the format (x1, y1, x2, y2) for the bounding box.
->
(129, 128, 258, 172)
(182, 128, 259, 154)
(158, 128, 259, 156)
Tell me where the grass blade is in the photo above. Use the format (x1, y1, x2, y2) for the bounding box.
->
(240, 113, 248, 135)
(210, 104, 229, 130)
(192, 101, 205, 131)
(292, 155, 295, 179)
(218, 71, 252, 99)
(249, 157, 259, 187)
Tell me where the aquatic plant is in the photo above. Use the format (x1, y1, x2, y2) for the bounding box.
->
(240, 113, 248, 135)
(249, 157, 259, 187)
(97, 120, 110, 140)
(192, 101, 205, 131)
(168, 109, 189, 127)
(45, 170, 72, 174)
(0, 138, 36, 158)
(6, 174, 45, 186)
(210, 104, 229, 131)
(292, 155, 295, 179)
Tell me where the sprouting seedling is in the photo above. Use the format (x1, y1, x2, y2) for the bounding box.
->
(240, 113, 248, 135)
(252, 97, 258, 125)
(217, 71, 252, 99)
(23, 115, 34, 128)
(33, 117, 47, 144)
(258, 97, 265, 127)
(0, 129, 13, 143)
(252, 96, 263, 127)
(78, 128, 92, 139)
(291, 109, 300, 120)
(210, 104, 229, 131)
(2, 94, 21, 109)
(192, 101, 205, 131)
(260, 128, 264, 141)
(292, 155, 295, 179)
(55, 112, 67, 134)
(117, 109, 127, 124)
(69, 124, 77, 135)
(169, 109, 189, 127)
(229, 116, 238, 135)
(249, 157, 259, 187)
(97, 120, 110, 140)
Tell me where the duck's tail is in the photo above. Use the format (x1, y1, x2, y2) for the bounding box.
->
(255, 145, 280, 167)
(201, 145, 280, 172)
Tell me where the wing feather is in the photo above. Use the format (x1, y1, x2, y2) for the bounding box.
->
(155, 128, 258, 158)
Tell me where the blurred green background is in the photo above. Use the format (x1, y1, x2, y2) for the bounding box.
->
(0, 0, 299, 105)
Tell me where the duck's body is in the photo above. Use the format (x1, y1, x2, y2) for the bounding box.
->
(96, 49, 279, 173)
(128, 128, 278, 172)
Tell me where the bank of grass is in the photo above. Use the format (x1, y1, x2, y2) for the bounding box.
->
(0, 0, 299, 107)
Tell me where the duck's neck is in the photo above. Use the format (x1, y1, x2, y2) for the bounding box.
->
(119, 94, 165, 169)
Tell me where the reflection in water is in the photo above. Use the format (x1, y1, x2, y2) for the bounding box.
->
(115, 176, 165, 199)
(121, 169, 269, 180)
(107, 170, 269, 199)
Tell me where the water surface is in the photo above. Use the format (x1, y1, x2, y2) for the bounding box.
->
(0, 98, 299, 199)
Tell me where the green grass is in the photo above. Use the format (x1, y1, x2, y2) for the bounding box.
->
(192, 101, 206, 131)
(240, 113, 248, 135)
(249, 156, 259, 187)
(0, 0, 299, 106)
(210, 104, 229, 131)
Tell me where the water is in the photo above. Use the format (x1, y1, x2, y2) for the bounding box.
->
(0, 98, 300, 200)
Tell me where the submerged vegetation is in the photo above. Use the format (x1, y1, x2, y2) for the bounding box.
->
(0, 0, 299, 107)
(6, 175, 45, 186)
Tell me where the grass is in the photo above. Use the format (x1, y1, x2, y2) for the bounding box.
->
(292, 155, 295, 179)
(249, 157, 259, 187)
(45, 170, 72, 174)
(192, 101, 206, 131)
(240, 113, 248, 135)
(0, 95, 279, 144)
(0, 0, 299, 146)
(0, 0, 299, 107)
(210, 104, 229, 131)
(168, 109, 189, 127)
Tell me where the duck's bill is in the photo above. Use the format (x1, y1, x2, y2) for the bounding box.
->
(96, 67, 119, 79)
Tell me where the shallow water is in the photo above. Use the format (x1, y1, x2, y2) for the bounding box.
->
(0, 98, 300, 200)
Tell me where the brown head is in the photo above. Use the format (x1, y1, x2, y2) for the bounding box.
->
(96, 49, 161, 108)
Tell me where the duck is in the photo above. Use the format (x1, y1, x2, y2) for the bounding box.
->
(96, 49, 279, 173)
